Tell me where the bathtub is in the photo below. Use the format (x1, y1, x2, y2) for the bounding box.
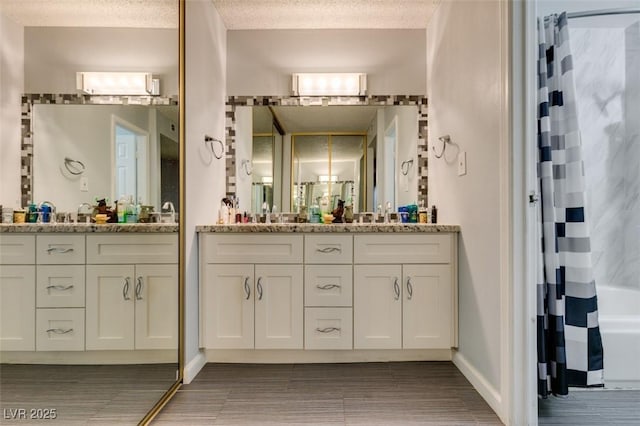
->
(597, 285, 640, 388)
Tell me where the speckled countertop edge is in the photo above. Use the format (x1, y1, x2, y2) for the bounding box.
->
(196, 223, 460, 233)
(0, 223, 178, 233)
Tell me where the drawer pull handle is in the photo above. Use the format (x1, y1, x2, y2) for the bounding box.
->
(243, 277, 251, 300)
(316, 327, 341, 333)
(135, 277, 143, 300)
(317, 284, 341, 290)
(123, 277, 131, 301)
(393, 277, 400, 301)
(257, 277, 263, 301)
(406, 277, 413, 300)
(46, 285, 74, 292)
(316, 247, 341, 254)
(46, 328, 73, 334)
(46, 247, 74, 254)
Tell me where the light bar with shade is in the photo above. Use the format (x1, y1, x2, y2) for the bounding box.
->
(318, 175, 339, 183)
(76, 72, 160, 95)
(292, 73, 367, 96)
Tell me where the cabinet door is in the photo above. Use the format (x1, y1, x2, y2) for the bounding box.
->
(354, 264, 402, 349)
(202, 264, 254, 349)
(0, 265, 35, 351)
(134, 264, 179, 350)
(254, 264, 303, 349)
(86, 265, 135, 350)
(403, 265, 453, 349)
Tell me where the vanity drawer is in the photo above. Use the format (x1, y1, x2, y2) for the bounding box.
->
(36, 235, 85, 264)
(0, 235, 35, 264)
(305, 265, 352, 307)
(201, 234, 303, 264)
(354, 234, 452, 264)
(304, 308, 353, 350)
(36, 308, 85, 351)
(87, 234, 178, 264)
(304, 235, 353, 264)
(36, 265, 85, 308)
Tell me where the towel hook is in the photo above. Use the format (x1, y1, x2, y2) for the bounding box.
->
(433, 135, 451, 159)
(204, 135, 224, 159)
(63, 157, 85, 175)
(240, 159, 252, 175)
(400, 158, 414, 176)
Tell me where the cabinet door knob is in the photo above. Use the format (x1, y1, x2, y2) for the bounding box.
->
(123, 277, 131, 300)
(393, 277, 400, 301)
(135, 277, 143, 300)
(256, 277, 263, 301)
(243, 276, 251, 300)
(406, 277, 413, 300)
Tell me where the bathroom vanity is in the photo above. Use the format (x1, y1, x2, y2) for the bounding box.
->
(0, 224, 178, 364)
(198, 223, 460, 363)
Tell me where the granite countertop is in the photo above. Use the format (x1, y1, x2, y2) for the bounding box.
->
(0, 223, 178, 233)
(196, 223, 460, 233)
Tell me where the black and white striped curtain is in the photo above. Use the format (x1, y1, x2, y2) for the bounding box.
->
(536, 12, 604, 398)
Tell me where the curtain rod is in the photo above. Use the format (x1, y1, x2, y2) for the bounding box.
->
(567, 7, 640, 19)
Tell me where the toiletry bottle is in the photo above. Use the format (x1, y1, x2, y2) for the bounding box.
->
(219, 200, 229, 224)
(117, 197, 126, 223)
(418, 201, 428, 223)
(265, 204, 271, 224)
(431, 205, 437, 224)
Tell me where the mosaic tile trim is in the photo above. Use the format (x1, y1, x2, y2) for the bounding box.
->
(20, 93, 178, 208)
(225, 95, 429, 207)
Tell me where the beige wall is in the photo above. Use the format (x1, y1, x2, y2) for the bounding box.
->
(227, 29, 426, 96)
(427, 0, 508, 420)
(0, 12, 23, 209)
(184, 0, 227, 380)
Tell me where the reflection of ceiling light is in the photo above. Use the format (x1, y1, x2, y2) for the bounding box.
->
(318, 175, 338, 182)
(76, 72, 160, 95)
(261, 176, 273, 184)
(292, 73, 366, 96)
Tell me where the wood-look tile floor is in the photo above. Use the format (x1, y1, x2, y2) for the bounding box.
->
(0, 364, 177, 425)
(538, 389, 640, 425)
(153, 362, 503, 425)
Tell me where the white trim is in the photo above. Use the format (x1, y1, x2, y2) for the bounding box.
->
(183, 350, 207, 384)
(206, 349, 452, 364)
(499, 0, 512, 424)
(453, 351, 505, 422)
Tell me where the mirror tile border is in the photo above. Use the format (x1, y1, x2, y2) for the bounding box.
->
(20, 93, 178, 207)
(225, 95, 429, 207)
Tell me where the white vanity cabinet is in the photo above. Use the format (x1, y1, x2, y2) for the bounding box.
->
(304, 234, 353, 350)
(0, 235, 36, 351)
(0, 239, 36, 350)
(85, 234, 178, 351)
(35, 234, 86, 351)
(354, 234, 456, 350)
(200, 234, 304, 350)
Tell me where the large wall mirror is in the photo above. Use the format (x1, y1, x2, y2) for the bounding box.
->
(0, 1, 181, 424)
(226, 96, 429, 215)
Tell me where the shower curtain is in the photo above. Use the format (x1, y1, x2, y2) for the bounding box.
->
(536, 12, 604, 398)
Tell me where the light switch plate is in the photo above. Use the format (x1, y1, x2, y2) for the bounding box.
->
(458, 151, 467, 176)
(80, 177, 89, 192)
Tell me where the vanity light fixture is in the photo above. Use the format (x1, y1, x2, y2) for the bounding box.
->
(318, 175, 339, 183)
(292, 73, 367, 96)
(76, 72, 160, 95)
(261, 176, 273, 185)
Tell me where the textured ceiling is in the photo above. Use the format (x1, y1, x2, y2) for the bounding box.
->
(212, 0, 440, 30)
(0, 0, 439, 29)
(0, 0, 178, 28)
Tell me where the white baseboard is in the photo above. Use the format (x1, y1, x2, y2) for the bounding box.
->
(452, 351, 506, 424)
(183, 350, 207, 384)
